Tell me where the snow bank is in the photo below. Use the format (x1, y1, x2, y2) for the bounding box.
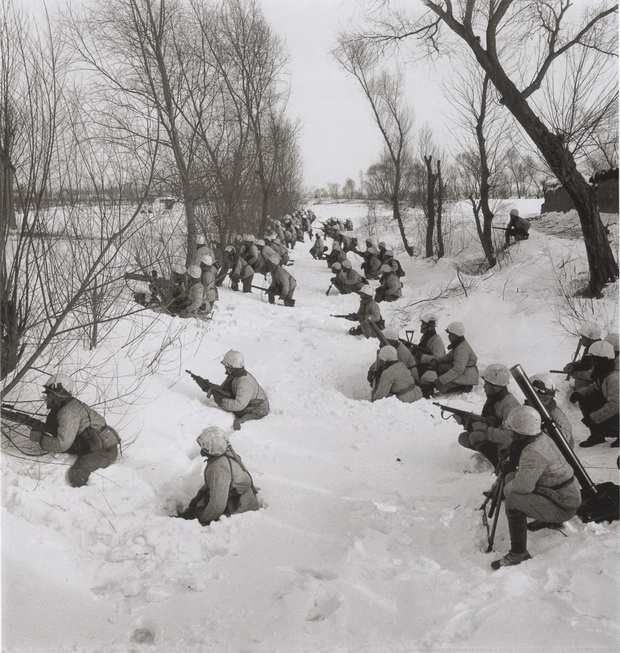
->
(2, 200, 619, 652)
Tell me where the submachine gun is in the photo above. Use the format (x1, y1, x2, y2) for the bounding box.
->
(432, 403, 501, 430)
(1, 403, 51, 434)
(185, 370, 232, 399)
(510, 364, 619, 524)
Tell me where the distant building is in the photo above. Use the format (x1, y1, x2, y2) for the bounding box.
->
(541, 169, 618, 214)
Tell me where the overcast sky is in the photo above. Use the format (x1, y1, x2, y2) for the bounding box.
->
(260, 0, 448, 191)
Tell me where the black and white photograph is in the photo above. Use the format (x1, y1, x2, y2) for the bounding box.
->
(1, 0, 618, 650)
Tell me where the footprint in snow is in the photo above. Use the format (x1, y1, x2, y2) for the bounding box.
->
(306, 592, 341, 621)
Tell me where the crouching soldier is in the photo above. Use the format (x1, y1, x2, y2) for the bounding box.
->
(367, 326, 418, 387)
(375, 264, 402, 302)
(419, 321, 479, 397)
(179, 265, 210, 317)
(29, 373, 120, 487)
(371, 346, 422, 403)
(177, 426, 259, 525)
(457, 364, 520, 468)
(492, 406, 581, 569)
(504, 208, 531, 247)
(214, 350, 270, 430)
(570, 340, 619, 448)
(310, 232, 325, 259)
(562, 322, 601, 390)
(346, 285, 384, 338)
(268, 264, 297, 306)
(527, 374, 574, 449)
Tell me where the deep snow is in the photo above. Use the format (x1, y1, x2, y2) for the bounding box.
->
(2, 200, 619, 652)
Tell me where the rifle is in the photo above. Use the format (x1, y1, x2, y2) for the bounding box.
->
(549, 370, 565, 374)
(432, 402, 501, 429)
(401, 340, 434, 357)
(492, 226, 508, 231)
(510, 364, 619, 524)
(251, 284, 272, 294)
(330, 313, 356, 320)
(185, 370, 232, 398)
(565, 340, 582, 380)
(325, 284, 333, 296)
(124, 271, 154, 283)
(1, 403, 53, 435)
(480, 466, 507, 552)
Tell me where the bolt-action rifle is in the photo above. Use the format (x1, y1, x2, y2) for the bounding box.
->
(1, 403, 53, 435)
(433, 403, 502, 430)
(124, 271, 155, 283)
(325, 283, 333, 296)
(185, 370, 232, 398)
(480, 461, 507, 552)
(330, 313, 357, 320)
(510, 364, 619, 524)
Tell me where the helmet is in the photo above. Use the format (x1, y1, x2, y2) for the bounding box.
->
(378, 241, 386, 248)
(225, 245, 236, 253)
(588, 340, 615, 359)
(509, 208, 519, 217)
(255, 239, 265, 247)
(196, 236, 206, 246)
(384, 250, 394, 258)
(365, 239, 374, 247)
(380, 264, 392, 273)
(530, 373, 556, 396)
(200, 255, 213, 266)
(233, 235, 242, 243)
(378, 345, 398, 362)
(342, 260, 352, 269)
(482, 364, 511, 387)
(44, 372, 74, 394)
(359, 285, 373, 297)
(171, 264, 186, 275)
(420, 370, 438, 384)
(265, 233, 276, 241)
(421, 313, 437, 325)
(196, 426, 229, 456)
(604, 332, 619, 353)
(332, 262, 342, 271)
(245, 234, 255, 243)
(222, 350, 244, 368)
(187, 265, 202, 279)
(505, 406, 541, 436)
(383, 326, 399, 341)
(446, 322, 465, 337)
(579, 322, 601, 340)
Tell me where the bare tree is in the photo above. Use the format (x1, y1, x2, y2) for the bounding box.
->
(357, 0, 618, 295)
(334, 38, 414, 256)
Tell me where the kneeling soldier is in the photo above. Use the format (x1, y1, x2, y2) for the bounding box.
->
(371, 346, 422, 403)
(457, 364, 520, 468)
(492, 406, 581, 569)
(29, 373, 120, 487)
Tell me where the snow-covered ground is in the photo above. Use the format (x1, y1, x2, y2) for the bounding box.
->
(2, 200, 619, 652)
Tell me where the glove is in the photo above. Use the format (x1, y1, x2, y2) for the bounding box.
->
(433, 379, 442, 390)
(429, 358, 438, 370)
(563, 363, 574, 374)
(453, 415, 463, 426)
(471, 421, 488, 432)
(29, 429, 43, 443)
(569, 392, 581, 404)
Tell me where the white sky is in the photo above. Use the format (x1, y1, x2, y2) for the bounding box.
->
(260, 0, 448, 190)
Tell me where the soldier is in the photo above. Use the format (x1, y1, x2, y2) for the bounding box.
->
(562, 322, 602, 390)
(179, 265, 210, 317)
(504, 208, 531, 247)
(176, 426, 259, 524)
(325, 241, 347, 268)
(420, 322, 479, 396)
(268, 264, 297, 307)
(215, 246, 235, 287)
(255, 238, 281, 274)
(371, 346, 423, 403)
(361, 246, 382, 280)
(457, 364, 521, 468)
(194, 236, 211, 264)
(331, 260, 364, 295)
(526, 374, 574, 449)
(413, 314, 446, 375)
(346, 285, 384, 338)
(199, 255, 218, 306)
(383, 250, 406, 278)
(492, 407, 581, 569)
(367, 326, 418, 387)
(211, 350, 270, 430)
(168, 263, 189, 314)
(268, 235, 289, 266)
(243, 235, 259, 270)
(570, 340, 619, 448)
(310, 232, 325, 260)
(374, 264, 403, 302)
(377, 241, 388, 263)
(28, 373, 120, 487)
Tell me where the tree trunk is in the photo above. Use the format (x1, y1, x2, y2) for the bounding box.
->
(436, 160, 445, 259)
(424, 155, 436, 258)
(393, 165, 414, 256)
(466, 42, 617, 295)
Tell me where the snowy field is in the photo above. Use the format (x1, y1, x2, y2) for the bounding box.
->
(2, 200, 619, 652)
